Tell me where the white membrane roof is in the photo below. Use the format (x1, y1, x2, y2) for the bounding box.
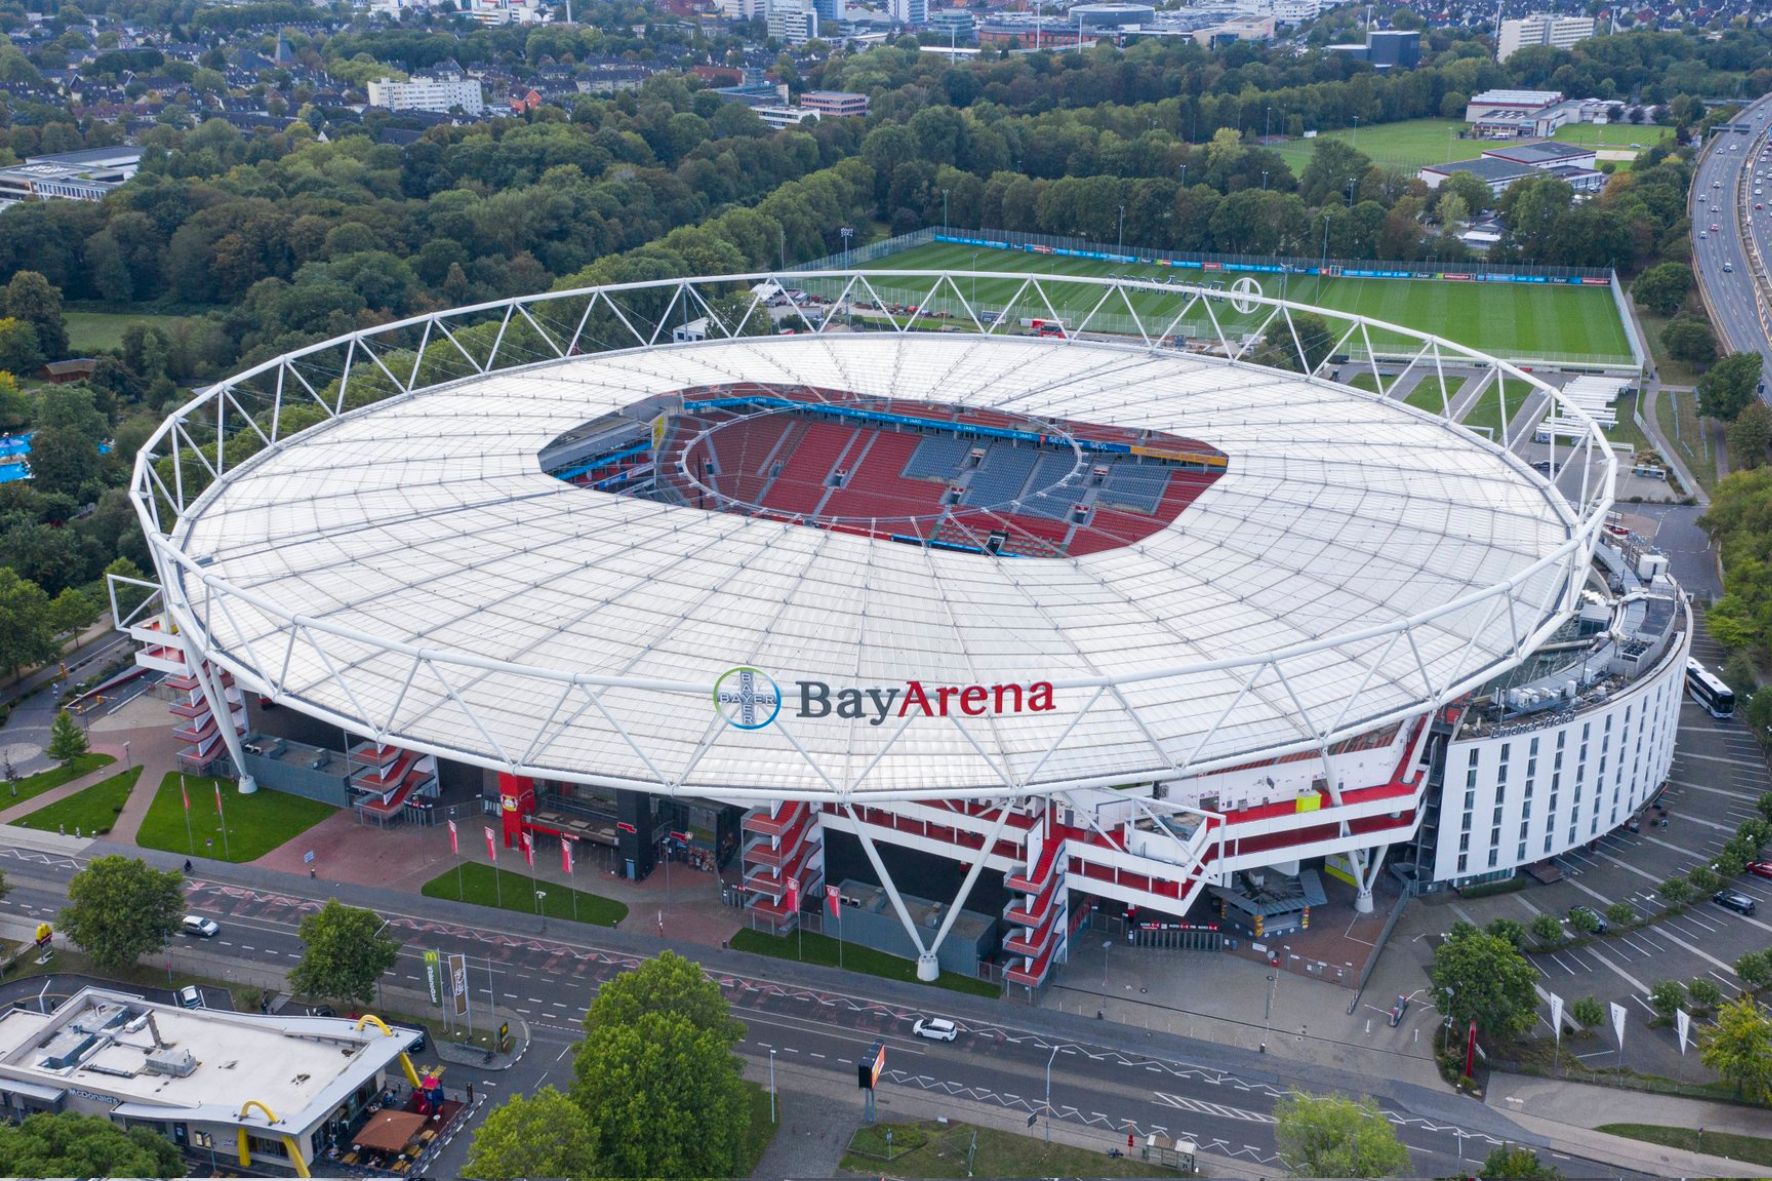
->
(170, 333, 1584, 799)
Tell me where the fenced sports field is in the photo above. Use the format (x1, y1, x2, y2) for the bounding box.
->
(854, 240, 1635, 366)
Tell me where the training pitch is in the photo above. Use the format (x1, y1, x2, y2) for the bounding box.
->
(859, 242, 1634, 364)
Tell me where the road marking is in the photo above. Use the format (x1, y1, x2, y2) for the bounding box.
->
(1584, 946, 1648, 993)
(1676, 752, 1764, 769)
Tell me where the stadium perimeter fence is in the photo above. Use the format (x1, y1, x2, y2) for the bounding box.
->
(801, 227, 1644, 370)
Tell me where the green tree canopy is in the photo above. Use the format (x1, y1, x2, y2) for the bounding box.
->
(1481, 1144, 1563, 1179)
(288, 899, 400, 1006)
(46, 709, 88, 761)
(0, 317, 43, 375)
(1661, 316, 1717, 366)
(1698, 351, 1764, 421)
(464, 1086, 598, 1181)
(3, 270, 67, 360)
(571, 952, 749, 1179)
(1728, 401, 1772, 470)
(0, 1111, 183, 1178)
(1272, 1092, 1411, 1178)
(59, 855, 183, 973)
(1632, 261, 1693, 317)
(0, 567, 56, 678)
(1430, 925, 1539, 1040)
(1699, 995, 1772, 1102)
(47, 586, 97, 636)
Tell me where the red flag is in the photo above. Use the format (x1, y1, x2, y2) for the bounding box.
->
(214, 782, 224, 817)
(180, 777, 190, 813)
(786, 880, 800, 913)
(1464, 1019, 1478, 1078)
(561, 837, 574, 875)
(483, 826, 497, 862)
(522, 833, 534, 869)
(447, 819, 458, 855)
(826, 884, 840, 917)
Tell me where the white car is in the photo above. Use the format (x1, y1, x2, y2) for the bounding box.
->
(181, 915, 219, 938)
(912, 1017, 959, 1042)
(176, 986, 204, 1009)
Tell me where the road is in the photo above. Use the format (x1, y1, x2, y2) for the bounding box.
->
(1692, 96, 1772, 388)
(0, 840, 1642, 1180)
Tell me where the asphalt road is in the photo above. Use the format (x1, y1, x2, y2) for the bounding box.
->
(0, 842, 1643, 1180)
(1692, 96, 1772, 387)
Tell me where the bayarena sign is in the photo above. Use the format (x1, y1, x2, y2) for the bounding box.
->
(716, 667, 1057, 731)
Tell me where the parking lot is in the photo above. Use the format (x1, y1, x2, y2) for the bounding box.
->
(1439, 615, 1772, 1082)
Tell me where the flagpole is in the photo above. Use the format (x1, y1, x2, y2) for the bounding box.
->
(214, 782, 230, 859)
(181, 774, 194, 854)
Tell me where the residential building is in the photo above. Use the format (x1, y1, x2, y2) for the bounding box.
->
(800, 89, 869, 118)
(366, 75, 485, 116)
(0, 146, 141, 207)
(1269, 0, 1322, 22)
(1497, 13, 1597, 61)
(0, 987, 426, 1177)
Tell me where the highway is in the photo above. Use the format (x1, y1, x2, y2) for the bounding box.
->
(1692, 94, 1772, 388)
(0, 838, 1638, 1179)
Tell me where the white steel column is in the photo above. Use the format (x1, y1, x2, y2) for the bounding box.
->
(1353, 843, 1390, 914)
(188, 645, 257, 794)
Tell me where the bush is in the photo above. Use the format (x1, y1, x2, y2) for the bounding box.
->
(1570, 995, 1605, 1029)
(1648, 979, 1686, 1019)
(1605, 901, 1636, 927)
(1529, 913, 1565, 946)
(1568, 907, 1602, 935)
(1722, 652, 1760, 695)
(1657, 876, 1693, 908)
(1688, 978, 1723, 1013)
(1736, 949, 1772, 993)
(1689, 865, 1722, 893)
(1487, 917, 1528, 950)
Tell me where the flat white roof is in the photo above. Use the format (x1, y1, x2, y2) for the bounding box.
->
(163, 331, 1590, 799)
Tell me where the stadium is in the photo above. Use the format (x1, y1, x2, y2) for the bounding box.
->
(120, 270, 1689, 986)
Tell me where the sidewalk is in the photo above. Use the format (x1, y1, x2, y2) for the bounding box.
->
(1486, 1072, 1768, 1177)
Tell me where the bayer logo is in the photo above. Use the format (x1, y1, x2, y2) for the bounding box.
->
(1229, 276, 1264, 315)
(713, 667, 782, 730)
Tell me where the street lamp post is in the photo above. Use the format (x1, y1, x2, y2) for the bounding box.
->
(1262, 971, 1278, 1053)
(839, 225, 853, 269)
(769, 1048, 778, 1123)
(534, 890, 547, 932)
(123, 740, 131, 769)
(942, 188, 950, 233)
(1117, 204, 1125, 253)
(1261, 169, 1269, 191)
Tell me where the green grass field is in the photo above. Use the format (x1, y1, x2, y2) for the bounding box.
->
(1656, 386, 1718, 493)
(420, 862, 627, 927)
(1597, 1124, 1772, 1169)
(136, 772, 334, 862)
(1268, 118, 1472, 171)
(730, 927, 998, 997)
(862, 242, 1634, 362)
(14, 766, 141, 836)
(3, 753, 114, 809)
(843, 1120, 1156, 1178)
(63, 310, 187, 355)
(1552, 123, 1673, 150)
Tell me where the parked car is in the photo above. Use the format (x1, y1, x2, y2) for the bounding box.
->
(391, 1023, 429, 1054)
(1713, 890, 1758, 916)
(912, 1017, 959, 1042)
(181, 915, 219, 938)
(1568, 905, 1608, 934)
(303, 1004, 338, 1018)
(1746, 860, 1772, 880)
(177, 986, 204, 1009)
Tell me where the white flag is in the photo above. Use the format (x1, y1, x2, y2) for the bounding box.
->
(1548, 992, 1564, 1044)
(1676, 1008, 1691, 1055)
(1609, 1001, 1628, 1051)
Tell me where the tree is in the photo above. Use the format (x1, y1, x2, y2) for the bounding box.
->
(1272, 1092, 1411, 1178)
(1648, 979, 1685, 1020)
(3, 271, 67, 360)
(0, 567, 56, 679)
(1604, 901, 1636, 928)
(1689, 865, 1722, 893)
(1253, 311, 1335, 374)
(1529, 913, 1565, 945)
(1657, 876, 1692, 908)
(1688, 977, 1723, 1013)
(46, 709, 88, 761)
(1728, 401, 1772, 470)
(1662, 317, 1717, 366)
(1736, 949, 1772, 993)
(59, 855, 183, 973)
(0, 1111, 183, 1177)
(572, 953, 749, 1179)
(1761, 791, 1772, 824)
(1698, 351, 1764, 422)
(47, 586, 97, 638)
(1486, 917, 1527, 950)
(288, 899, 400, 1006)
(1699, 996, 1772, 1102)
(1570, 995, 1604, 1030)
(1567, 906, 1601, 935)
(0, 370, 28, 432)
(1431, 926, 1539, 1040)
(465, 1086, 597, 1181)
(0, 317, 43, 375)
(1482, 1144, 1562, 1179)
(1632, 261, 1693, 317)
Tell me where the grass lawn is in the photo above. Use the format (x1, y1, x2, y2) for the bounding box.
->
(13, 766, 140, 836)
(729, 927, 998, 997)
(1459, 373, 1540, 438)
(842, 1120, 1155, 1178)
(1346, 371, 1387, 394)
(1597, 1124, 1772, 1168)
(3, 753, 114, 809)
(863, 242, 1633, 363)
(1405, 374, 1475, 414)
(1635, 304, 1703, 387)
(1267, 118, 1471, 171)
(1656, 386, 1718, 493)
(737, 1081, 778, 1176)
(1608, 390, 1651, 456)
(1552, 123, 1673, 150)
(135, 772, 334, 862)
(420, 862, 627, 927)
(63, 309, 188, 355)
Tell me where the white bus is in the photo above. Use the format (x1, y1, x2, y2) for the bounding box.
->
(1686, 658, 1736, 719)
